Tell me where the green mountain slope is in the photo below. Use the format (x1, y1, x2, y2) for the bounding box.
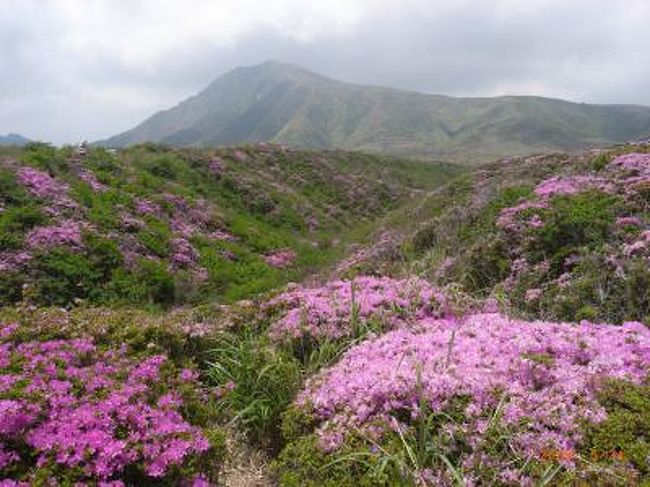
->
(102, 61, 650, 164)
(0, 142, 461, 307)
(0, 133, 31, 146)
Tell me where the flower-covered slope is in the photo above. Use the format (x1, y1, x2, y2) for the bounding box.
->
(385, 146, 650, 325)
(0, 143, 460, 307)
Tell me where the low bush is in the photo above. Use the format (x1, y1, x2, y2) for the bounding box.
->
(0, 320, 225, 484)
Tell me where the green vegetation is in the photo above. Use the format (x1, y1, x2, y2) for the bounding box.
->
(1, 141, 648, 485)
(0, 143, 461, 308)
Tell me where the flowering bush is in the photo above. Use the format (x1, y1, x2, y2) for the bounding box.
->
(25, 220, 83, 250)
(608, 152, 650, 183)
(0, 252, 31, 273)
(267, 276, 447, 342)
(0, 322, 220, 484)
(78, 169, 107, 192)
(16, 167, 69, 202)
(533, 175, 614, 198)
(207, 157, 223, 177)
(170, 237, 199, 268)
(134, 198, 161, 216)
(284, 313, 649, 484)
(263, 249, 297, 268)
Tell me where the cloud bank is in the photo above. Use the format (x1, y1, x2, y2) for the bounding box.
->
(1, 0, 649, 143)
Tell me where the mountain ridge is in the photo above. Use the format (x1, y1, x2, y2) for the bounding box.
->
(0, 133, 31, 146)
(101, 61, 650, 164)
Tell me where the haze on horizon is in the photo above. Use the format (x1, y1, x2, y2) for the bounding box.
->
(1, 0, 649, 145)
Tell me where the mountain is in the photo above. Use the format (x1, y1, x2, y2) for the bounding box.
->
(0, 133, 30, 146)
(101, 61, 650, 163)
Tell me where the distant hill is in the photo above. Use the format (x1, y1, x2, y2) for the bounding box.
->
(0, 133, 30, 146)
(101, 61, 650, 164)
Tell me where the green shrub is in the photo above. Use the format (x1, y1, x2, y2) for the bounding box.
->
(29, 248, 100, 306)
(542, 255, 650, 324)
(21, 142, 68, 173)
(591, 152, 611, 171)
(578, 379, 650, 485)
(104, 260, 176, 307)
(0, 205, 47, 250)
(412, 221, 439, 253)
(528, 191, 620, 267)
(0, 168, 31, 206)
(137, 217, 172, 257)
(273, 434, 401, 487)
(84, 233, 124, 282)
(0, 272, 24, 304)
(458, 237, 510, 293)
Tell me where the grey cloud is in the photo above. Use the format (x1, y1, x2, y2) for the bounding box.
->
(1, 0, 649, 144)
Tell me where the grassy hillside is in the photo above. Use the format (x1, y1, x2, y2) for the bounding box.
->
(345, 143, 650, 325)
(102, 61, 650, 164)
(0, 142, 461, 307)
(0, 142, 648, 486)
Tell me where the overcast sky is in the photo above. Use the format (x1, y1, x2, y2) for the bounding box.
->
(2, 0, 650, 144)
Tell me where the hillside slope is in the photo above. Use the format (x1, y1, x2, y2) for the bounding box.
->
(102, 61, 650, 164)
(0, 143, 648, 486)
(345, 143, 650, 325)
(0, 142, 461, 307)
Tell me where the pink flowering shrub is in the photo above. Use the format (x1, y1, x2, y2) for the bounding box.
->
(263, 249, 297, 268)
(16, 167, 69, 202)
(623, 229, 650, 257)
(608, 152, 650, 181)
(78, 169, 107, 192)
(0, 322, 219, 484)
(267, 276, 447, 342)
(25, 220, 83, 250)
(0, 253, 31, 273)
(15, 167, 77, 213)
(208, 157, 223, 177)
(169, 238, 199, 268)
(134, 198, 161, 216)
(208, 230, 236, 242)
(495, 154, 649, 235)
(285, 313, 649, 483)
(533, 175, 614, 198)
(467, 152, 650, 323)
(616, 216, 642, 227)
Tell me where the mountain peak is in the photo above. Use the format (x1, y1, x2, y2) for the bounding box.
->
(221, 60, 330, 84)
(101, 64, 650, 163)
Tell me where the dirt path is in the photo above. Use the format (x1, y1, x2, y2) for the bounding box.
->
(220, 428, 275, 486)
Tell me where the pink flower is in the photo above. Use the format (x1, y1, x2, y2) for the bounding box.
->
(296, 313, 649, 472)
(26, 220, 83, 250)
(135, 199, 161, 216)
(524, 288, 542, 302)
(263, 249, 297, 268)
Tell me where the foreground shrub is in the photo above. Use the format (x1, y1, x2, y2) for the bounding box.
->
(580, 379, 650, 482)
(0, 322, 223, 484)
(278, 313, 649, 485)
(266, 276, 447, 344)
